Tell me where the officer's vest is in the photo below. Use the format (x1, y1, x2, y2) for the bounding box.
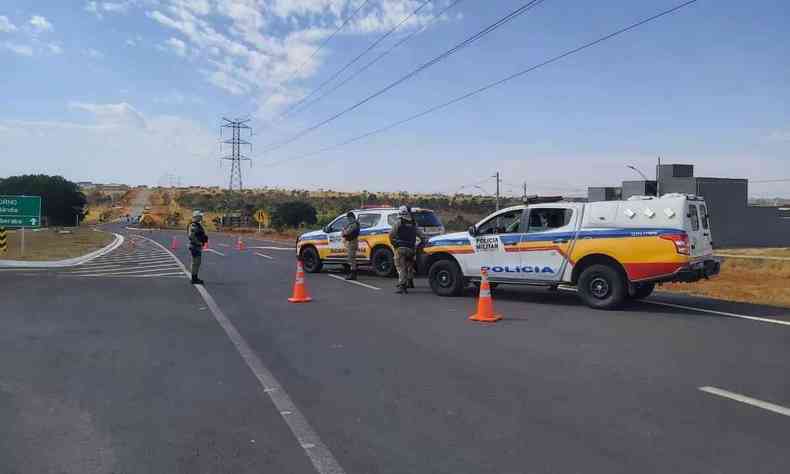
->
(394, 220, 418, 249)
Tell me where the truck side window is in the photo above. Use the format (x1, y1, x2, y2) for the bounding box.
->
(357, 214, 381, 229)
(477, 210, 523, 235)
(328, 216, 348, 233)
(689, 205, 700, 231)
(699, 204, 709, 230)
(528, 208, 573, 233)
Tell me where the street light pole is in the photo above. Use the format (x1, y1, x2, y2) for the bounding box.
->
(626, 165, 649, 181)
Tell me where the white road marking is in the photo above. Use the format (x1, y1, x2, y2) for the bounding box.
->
(217, 243, 231, 247)
(204, 248, 225, 256)
(716, 253, 790, 261)
(644, 301, 790, 327)
(66, 272, 186, 278)
(138, 235, 346, 474)
(327, 274, 381, 291)
(254, 252, 274, 260)
(65, 266, 183, 276)
(250, 246, 294, 251)
(699, 386, 790, 417)
(66, 263, 182, 273)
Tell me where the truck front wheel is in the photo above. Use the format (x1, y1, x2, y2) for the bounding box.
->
(578, 264, 627, 310)
(429, 259, 465, 297)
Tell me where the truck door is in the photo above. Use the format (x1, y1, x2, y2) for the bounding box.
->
(687, 203, 713, 257)
(469, 208, 527, 280)
(325, 215, 349, 259)
(519, 206, 578, 282)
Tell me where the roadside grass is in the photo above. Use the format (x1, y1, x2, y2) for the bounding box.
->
(663, 254, 790, 308)
(0, 227, 113, 261)
(716, 247, 790, 258)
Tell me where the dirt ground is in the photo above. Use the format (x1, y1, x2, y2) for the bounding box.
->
(663, 248, 790, 308)
(0, 227, 114, 261)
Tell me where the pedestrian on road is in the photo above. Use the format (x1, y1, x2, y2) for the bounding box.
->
(342, 211, 361, 281)
(188, 210, 209, 285)
(389, 206, 425, 294)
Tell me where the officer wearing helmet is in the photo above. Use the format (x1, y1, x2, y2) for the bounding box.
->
(389, 205, 425, 294)
(187, 210, 209, 284)
(341, 211, 361, 281)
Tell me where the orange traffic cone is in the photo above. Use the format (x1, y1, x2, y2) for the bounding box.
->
(288, 260, 313, 303)
(171, 236, 178, 250)
(236, 236, 246, 251)
(469, 268, 502, 323)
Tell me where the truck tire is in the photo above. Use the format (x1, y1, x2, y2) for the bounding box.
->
(371, 247, 395, 277)
(429, 259, 465, 297)
(578, 264, 627, 310)
(631, 282, 655, 300)
(300, 246, 323, 273)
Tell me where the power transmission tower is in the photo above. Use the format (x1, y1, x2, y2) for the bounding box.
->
(220, 117, 252, 193)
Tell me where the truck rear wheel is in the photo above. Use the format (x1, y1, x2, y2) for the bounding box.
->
(429, 259, 465, 297)
(371, 247, 395, 277)
(578, 264, 627, 310)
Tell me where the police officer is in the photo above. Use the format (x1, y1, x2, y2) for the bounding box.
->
(341, 211, 361, 281)
(188, 210, 209, 284)
(389, 205, 425, 294)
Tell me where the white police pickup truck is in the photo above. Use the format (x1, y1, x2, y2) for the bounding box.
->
(422, 194, 721, 309)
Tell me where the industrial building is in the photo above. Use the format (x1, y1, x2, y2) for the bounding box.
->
(588, 164, 790, 248)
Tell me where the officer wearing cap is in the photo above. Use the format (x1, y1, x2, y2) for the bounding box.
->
(341, 211, 361, 281)
(188, 210, 209, 284)
(389, 205, 425, 294)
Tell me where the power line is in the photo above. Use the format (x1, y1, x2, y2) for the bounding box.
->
(285, 0, 464, 120)
(277, 0, 436, 120)
(262, 0, 699, 168)
(261, 0, 549, 153)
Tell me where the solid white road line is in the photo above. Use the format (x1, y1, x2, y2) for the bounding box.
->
(250, 246, 294, 251)
(204, 248, 225, 256)
(327, 274, 381, 291)
(699, 386, 790, 417)
(645, 300, 790, 327)
(138, 235, 346, 474)
(217, 243, 231, 247)
(716, 253, 790, 261)
(254, 252, 274, 260)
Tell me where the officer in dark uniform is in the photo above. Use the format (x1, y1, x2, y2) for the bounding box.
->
(389, 206, 425, 294)
(188, 210, 209, 284)
(342, 211, 361, 281)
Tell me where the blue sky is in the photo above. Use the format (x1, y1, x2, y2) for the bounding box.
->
(1, 0, 788, 197)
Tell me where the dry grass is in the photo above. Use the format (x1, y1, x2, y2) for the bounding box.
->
(716, 247, 790, 258)
(663, 255, 790, 308)
(0, 227, 114, 261)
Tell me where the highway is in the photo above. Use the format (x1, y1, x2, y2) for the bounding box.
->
(1, 224, 789, 474)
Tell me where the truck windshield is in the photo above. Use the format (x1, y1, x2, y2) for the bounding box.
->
(413, 211, 442, 227)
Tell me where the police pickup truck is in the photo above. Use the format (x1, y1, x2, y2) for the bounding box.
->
(422, 194, 721, 309)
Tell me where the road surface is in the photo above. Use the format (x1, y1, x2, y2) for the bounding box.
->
(1, 225, 788, 474)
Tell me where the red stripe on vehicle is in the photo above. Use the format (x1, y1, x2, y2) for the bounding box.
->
(624, 262, 684, 281)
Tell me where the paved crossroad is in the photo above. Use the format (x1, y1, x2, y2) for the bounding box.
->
(58, 234, 186, 278)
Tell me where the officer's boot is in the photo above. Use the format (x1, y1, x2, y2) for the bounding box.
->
(407, 278, 415, 289)
(345, 270, 357, 281)
(191, 274, 204, 285)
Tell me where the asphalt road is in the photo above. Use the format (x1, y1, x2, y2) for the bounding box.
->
(1, 225, 789, 474)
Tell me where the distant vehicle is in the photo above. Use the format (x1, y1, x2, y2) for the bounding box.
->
(423, 194, 720, 309)
(296, 207, 445, 277)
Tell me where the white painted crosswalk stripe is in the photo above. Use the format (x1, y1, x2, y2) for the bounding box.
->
(58, 235, 187, 279)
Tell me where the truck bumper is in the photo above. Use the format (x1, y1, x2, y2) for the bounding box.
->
(671, 257, 722, 283)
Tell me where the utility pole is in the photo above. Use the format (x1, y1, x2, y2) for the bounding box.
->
(220, 117, 252, 194)
(493, 172, 501, 211)
(656, 156, 661, 197)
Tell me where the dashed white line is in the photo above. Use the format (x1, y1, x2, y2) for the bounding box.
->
(327, 274, 381, 291)
(204, 248, 226, 256)
(699, 386, 790, 417)
(254, 252, 274, 260)
(139, 235, 346, 474)
(217, 243, 231, 247)
(250, 246, 294, 251)
(645, 301, 790, 327)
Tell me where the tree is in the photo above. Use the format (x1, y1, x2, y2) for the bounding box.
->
(272, 201, 317, 229)
(0, 174, 87, 226)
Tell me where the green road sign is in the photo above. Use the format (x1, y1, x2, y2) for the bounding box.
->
(0, 195, 42, 228)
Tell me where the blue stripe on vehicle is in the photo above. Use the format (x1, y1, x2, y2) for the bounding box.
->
(428, 228, 684, 247)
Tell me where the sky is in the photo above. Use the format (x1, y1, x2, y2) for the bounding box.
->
(1, 0, 788, 198)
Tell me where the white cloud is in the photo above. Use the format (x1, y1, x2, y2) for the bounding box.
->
(144, 0, 448, 117)
(48, 43, 63, 54)
(86, 48, 104, 59)
(69, 101, 148, 129)
(125, 38, 137, 46)
(0, 15, 17, 33)
(1, 41, 34, 56)
(29, 15, 53, 32)
(154, 90, 204, 105)
(767, 129, 790, 142)
(163, 36, 187, 56)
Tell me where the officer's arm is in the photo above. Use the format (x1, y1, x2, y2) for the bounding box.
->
(388, 222, 398, 243)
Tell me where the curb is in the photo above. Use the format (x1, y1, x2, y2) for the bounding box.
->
(0, 232, 125, 268)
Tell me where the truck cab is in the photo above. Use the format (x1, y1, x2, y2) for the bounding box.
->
(423, 195, 720, 309)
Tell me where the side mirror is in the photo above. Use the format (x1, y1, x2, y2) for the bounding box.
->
(323, 226, 330, 233)
(467, 225, 477, 236)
